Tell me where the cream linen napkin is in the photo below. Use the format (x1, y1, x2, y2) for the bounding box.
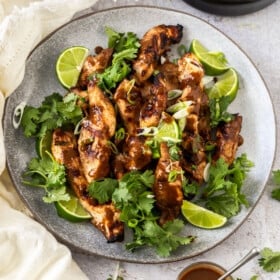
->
(0, 0, 99, 279)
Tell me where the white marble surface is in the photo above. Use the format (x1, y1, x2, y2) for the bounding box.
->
(71, 1, 280, 279)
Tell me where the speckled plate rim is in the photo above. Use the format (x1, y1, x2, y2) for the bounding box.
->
(3, 5, 276, 264)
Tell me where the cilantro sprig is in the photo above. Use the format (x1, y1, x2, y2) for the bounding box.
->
(22, 152, 69, 203)
(88, 178, 118, 204)
(20, 92, 83, 138)
(204, 154, 254, 218)
(97, 27, 140, 92)
(259, 247, 280, 272)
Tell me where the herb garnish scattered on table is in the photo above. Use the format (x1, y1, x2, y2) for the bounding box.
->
(271, 170, 280, 201)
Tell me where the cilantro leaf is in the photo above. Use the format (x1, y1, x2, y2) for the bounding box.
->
(20, 106, 40, 137)
(259, 247, 280, 272)
(205, 189, 241, 218)
(23, 152, 69, 203)
(98, 61, 131, 91)
(105, 26, 123, 49)
(204, 154, 253, 218)
(20, 92, 83, 138)
(272, 170, 280, 201)
(88, 178, 118, 204)
(182, 177, 199, 198)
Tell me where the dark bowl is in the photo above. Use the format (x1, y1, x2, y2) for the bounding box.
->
(184, 0, 276, 16)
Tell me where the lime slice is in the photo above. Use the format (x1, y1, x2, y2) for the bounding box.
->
(155, 112, 180, 142)
(36, 131, 53, 158)
(56, 46, 89, 88)
(181, 200, 227, 229)
(205, 68, 239, 103)
(55, 192, 91, 223)
(189, 39, 229, 75)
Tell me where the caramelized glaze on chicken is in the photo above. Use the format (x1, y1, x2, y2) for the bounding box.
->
(139, 73, 168, 128)
(154, 142, 184, 225)
(114, 79, 143, 135)
(78, 83, 116, 183)
(133, 24, 183, 83)
(51, 128, 124, 242)
(78, 48, 113, 89)
(213, 115, 243, 165)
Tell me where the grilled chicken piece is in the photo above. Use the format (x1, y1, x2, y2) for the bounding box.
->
(158, 61, 180, 95)
(178, 56, 210, 183)
(181, 139, 208, 184)
(139, 73, 168, 128)
(114, 79, 142, 135)
(88, 83, 116, 137)
(112, 154, 127, 180)
(179, 84, 210, 135)
(213, 114, 243, 165)
(133, 24, 183, 83)
(78, 48, 113, 89)
(78, 84, 116, 182)
(123, 135, 152, 171)
(51, 128, 124, 242)
(112, 135, 152, 179)
(154, 142, 183, 225)
(178, 52, 204, 87)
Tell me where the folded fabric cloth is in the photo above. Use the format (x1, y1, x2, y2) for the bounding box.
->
(0, 0, 99, 279)
(0, 196, 88, 280)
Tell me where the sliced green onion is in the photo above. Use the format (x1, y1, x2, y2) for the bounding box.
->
(178, 44, 188, 57)
(126, 79, 136, 104)
(168, 144, 180, 161)
(128, 219, 138, 228)
(115, 127, 126, 142)
(167, 89, 182, 100)
(202, 75, 215, 88)
(74, 118, 84, 135)
(168, 170, 179, 182)
(13, 102, 26, 129)
(203, 162, 211, 182)
(160, 56, 167, 64)
(167, 101, 193, 114)
(173, 108, 190, 119)
(177, 117, 186, 132)
(107, 141, 119, 154)
(145, 139, 160, 159)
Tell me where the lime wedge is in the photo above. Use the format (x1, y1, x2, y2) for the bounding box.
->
(55, 192, 91, 223)
(155, 112, 180, 143)
(205, 68, 239, 103)
(189, 39, 229, 75)
(181, 200, 227, 229)
(56, 46, 89, 89)
(36, 130, 53, 159)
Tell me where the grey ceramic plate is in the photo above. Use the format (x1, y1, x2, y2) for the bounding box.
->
(4, 6, 276, 264)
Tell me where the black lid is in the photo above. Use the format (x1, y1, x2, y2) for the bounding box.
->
(183, 0, 276, 16)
